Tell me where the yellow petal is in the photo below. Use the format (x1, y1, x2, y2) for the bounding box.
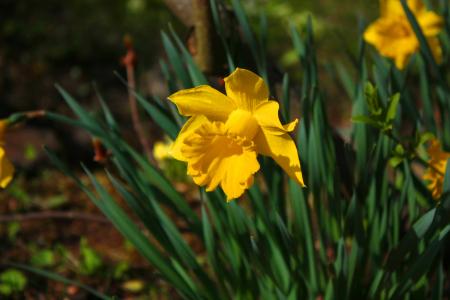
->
(224, 68, 269, 111)
(423, 138, 450, 199)
(153, 140, 172, 161)
(253, 101, 298, 135)
(220, 151, 259, 201)
(382, 0, 423, 17)
(255, 129, 305, 186)
(168, 85, 237, 121)
(394, 52, 410, 70)
(418, 11, 444, 36)
(0, 148, 14, 188)
(181, 121, 260, 201)
(428, 37, 443, 64)
(406, 0, 425, 14)
(363, 22, 381, 45)
(170, 115, 209, 161)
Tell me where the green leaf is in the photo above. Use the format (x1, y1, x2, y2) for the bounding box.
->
(94, 83, 120, 135)
(230, 0, 265, 78)
(400, 0, 440, 77)
(385, 207, 436, 271)
(389, 227, 448, 299)
(161, 31, 192, 88)
(364, 82, 382, 116)
(443, 158, 450, 195)
(79, 238, 103, 275)
(389, 156, 404, 168)
(168, 25, 208, 86)
(7, 222, 20, 241)
(281, 73, 290, 122)
(290, 23, 306, 58)
(0, 269, 27, 295)
(55, 85, 102, 135)
(351, 115, 383, 128)
(417, 132, 435, 146)
(335, 61, 355, 100)
(30, 249, 55, 267)
(385, 93, 400, 123)
(113, 262, 129, 280)
(134, 92, 179, 140)
(3, 263, 110, 299)
(45, 148, 197, 299)
(209, 0, 235, 72)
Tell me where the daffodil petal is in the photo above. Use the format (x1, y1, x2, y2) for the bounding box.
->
(255, 129, 305, 186)
(418, 11, 444, 36)
(427, 37, 443, 64)
(168, 85, 236, 121)
(394, 52, 410, 70)
(363, 22, 381, 45)
(423, 139, 450, 199)
(253, 101, 298, 135)
(221, 151, 259, 201)
(0, 148, 14, 189)
(383, 0, 423, 17)
(405, 0, 425, 14)
(170, 115, 208, 161)
(224, 68, 269, 111)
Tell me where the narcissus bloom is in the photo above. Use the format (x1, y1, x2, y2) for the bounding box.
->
(0, 147, 14, 189)
(153, 138, 173, 162)
(423, 139, 450, 199)
(168, 68, 305, 201)
(364, 0, 443, 69)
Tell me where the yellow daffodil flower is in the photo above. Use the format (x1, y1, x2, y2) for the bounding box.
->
(364, 0, 443, 69)
(153, 139, 173, 162)
(0, 147, 14, 189)
(168, 68, 305, 201)
(423, 139, 450, 199)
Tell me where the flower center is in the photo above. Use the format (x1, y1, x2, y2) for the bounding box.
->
(180, 120, 259, 200)
(182, 121, 255, 163)
(380, 17, 413, 38)
(225, 109, 260, 140)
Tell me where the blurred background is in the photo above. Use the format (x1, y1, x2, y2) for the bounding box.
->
(0, 0, 376, 298)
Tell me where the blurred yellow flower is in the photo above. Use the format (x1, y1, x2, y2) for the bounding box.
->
(153, 139, 173, 162)
(364, 0, 443, 69)
(168, 68, 305, 201)
(423, 139, 450, 199)
(0, 147, 14, 189)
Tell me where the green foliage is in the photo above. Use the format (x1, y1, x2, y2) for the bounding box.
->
(24, 144, 38, 161)
(30, 249, 56, 268)
(113, 262, 129, 280)
(79, 238, 103, 275)
(0, 269, 27, 296)
(33, 0, 450, 299)
(159, 159, 189, 183)
(352, 82, 400, 132)
(7, 222, 20, 241)
(5, 262, 111, 299)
